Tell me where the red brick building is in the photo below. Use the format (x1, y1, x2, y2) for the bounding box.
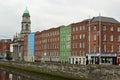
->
(70, 16, 120, 64)
(71, 19, 89, 64)
(88, 16, 120, 64)
(0, 39, 11, 59)
(89, 16, 120, 54)
(35, 31, 45, 61)
(35, 27, 60, 62)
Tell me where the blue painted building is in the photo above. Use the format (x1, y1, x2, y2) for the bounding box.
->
(27, 33, 35, 62)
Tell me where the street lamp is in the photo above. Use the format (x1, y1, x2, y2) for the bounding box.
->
(44, 52, 46, 62)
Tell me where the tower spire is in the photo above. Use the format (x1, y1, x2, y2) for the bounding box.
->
(24, 8, 29, 14)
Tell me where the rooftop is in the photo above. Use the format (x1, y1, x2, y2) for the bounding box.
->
(91, 16, 119, 23)
(24, 8, 29, 14)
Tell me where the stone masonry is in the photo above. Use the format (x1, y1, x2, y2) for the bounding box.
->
(0, 61, 120, 80)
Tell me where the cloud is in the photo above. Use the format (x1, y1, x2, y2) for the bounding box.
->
(0, 0, 120, 38)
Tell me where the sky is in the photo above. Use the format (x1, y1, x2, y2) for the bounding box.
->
(0, 0, 120, 39)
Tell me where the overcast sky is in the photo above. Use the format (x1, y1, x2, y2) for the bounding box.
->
(0, 0, 120, 39)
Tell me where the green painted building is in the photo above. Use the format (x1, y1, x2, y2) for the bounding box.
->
(60, 25, 71, 63)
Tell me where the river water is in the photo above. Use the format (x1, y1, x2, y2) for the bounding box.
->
(0, 70, 68, 80)
(0, 70, 33, 80)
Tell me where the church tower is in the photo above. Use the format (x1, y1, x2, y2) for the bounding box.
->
(12, 8, 31, 61)
(20, 8, 31, 39)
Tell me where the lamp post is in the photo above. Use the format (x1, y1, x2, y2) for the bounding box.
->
(44, 52, 46, 62)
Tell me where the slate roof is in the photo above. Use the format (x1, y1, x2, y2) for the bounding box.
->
(91, 16, 119, 23)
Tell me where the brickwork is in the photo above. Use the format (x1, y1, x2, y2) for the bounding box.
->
(35, 27, 60, 62)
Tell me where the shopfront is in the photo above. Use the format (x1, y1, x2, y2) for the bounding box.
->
(86, 53, 117, 65)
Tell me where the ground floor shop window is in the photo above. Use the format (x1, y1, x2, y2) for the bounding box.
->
(101, 58, 112, 64)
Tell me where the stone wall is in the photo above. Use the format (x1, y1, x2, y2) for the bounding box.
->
(0, 61, 120, 80)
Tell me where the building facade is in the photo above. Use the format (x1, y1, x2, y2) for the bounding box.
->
(27, 33, 35, 62)
(24, 33, 35, 62)
(35, 27, 60, 62)
(46, 28, 60, 62)
(60, 25, 71, 63)
(0, 39, 12, 59)
(86, 16, 120, 65)
(24, 35, 28, 61)
(89, 16, 120, 54)
(22, 16, 120, 65)
(12, 8, 31, 61)
(35, 31, 42, 61)
(71, 20, 89, 64)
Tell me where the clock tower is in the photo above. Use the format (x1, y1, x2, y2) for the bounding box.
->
(12, 8, 31, 61)
(20, 8, 31, 40)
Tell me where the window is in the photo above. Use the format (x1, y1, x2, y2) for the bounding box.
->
(79, 51, 82, 56)
(79, 34, 82, 39)
(76, 35, 78, 40)
(82, 51, 85, 56)
(73, 43, 75, 48)
(73, 36, 75, 40)
(94, 26, 97, 30)
(110, 26, 114, 31)
(118, 35, 120, 41)
(83, 26, 85, 30)
(80, 42, 82, 48)
(103, 44, 106, 52)
(83, 42, 85, 48)
(110, 34, 113, 41)
(103, 26, 106, 31)
(83, 34, 85, 39)
(73, 27, 75, 31)
(110, 45, 113, 52)
(103, 34, 106, 41)
(76, 27, 78, 31)
(66, 35, 71, 41)
(80, 26, 82, 30)
(118, 27, 120, 32)
(75, 43, 77, 48)
(66, 42, 70, 48)
(94, 34, 97, 41)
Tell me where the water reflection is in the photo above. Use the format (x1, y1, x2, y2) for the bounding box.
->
(0, 70, 32, 80)
(0, 70, 68, 80)
(0, 70, 9, 80)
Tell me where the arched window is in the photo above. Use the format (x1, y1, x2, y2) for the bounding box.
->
(26, 24, 29, 30)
